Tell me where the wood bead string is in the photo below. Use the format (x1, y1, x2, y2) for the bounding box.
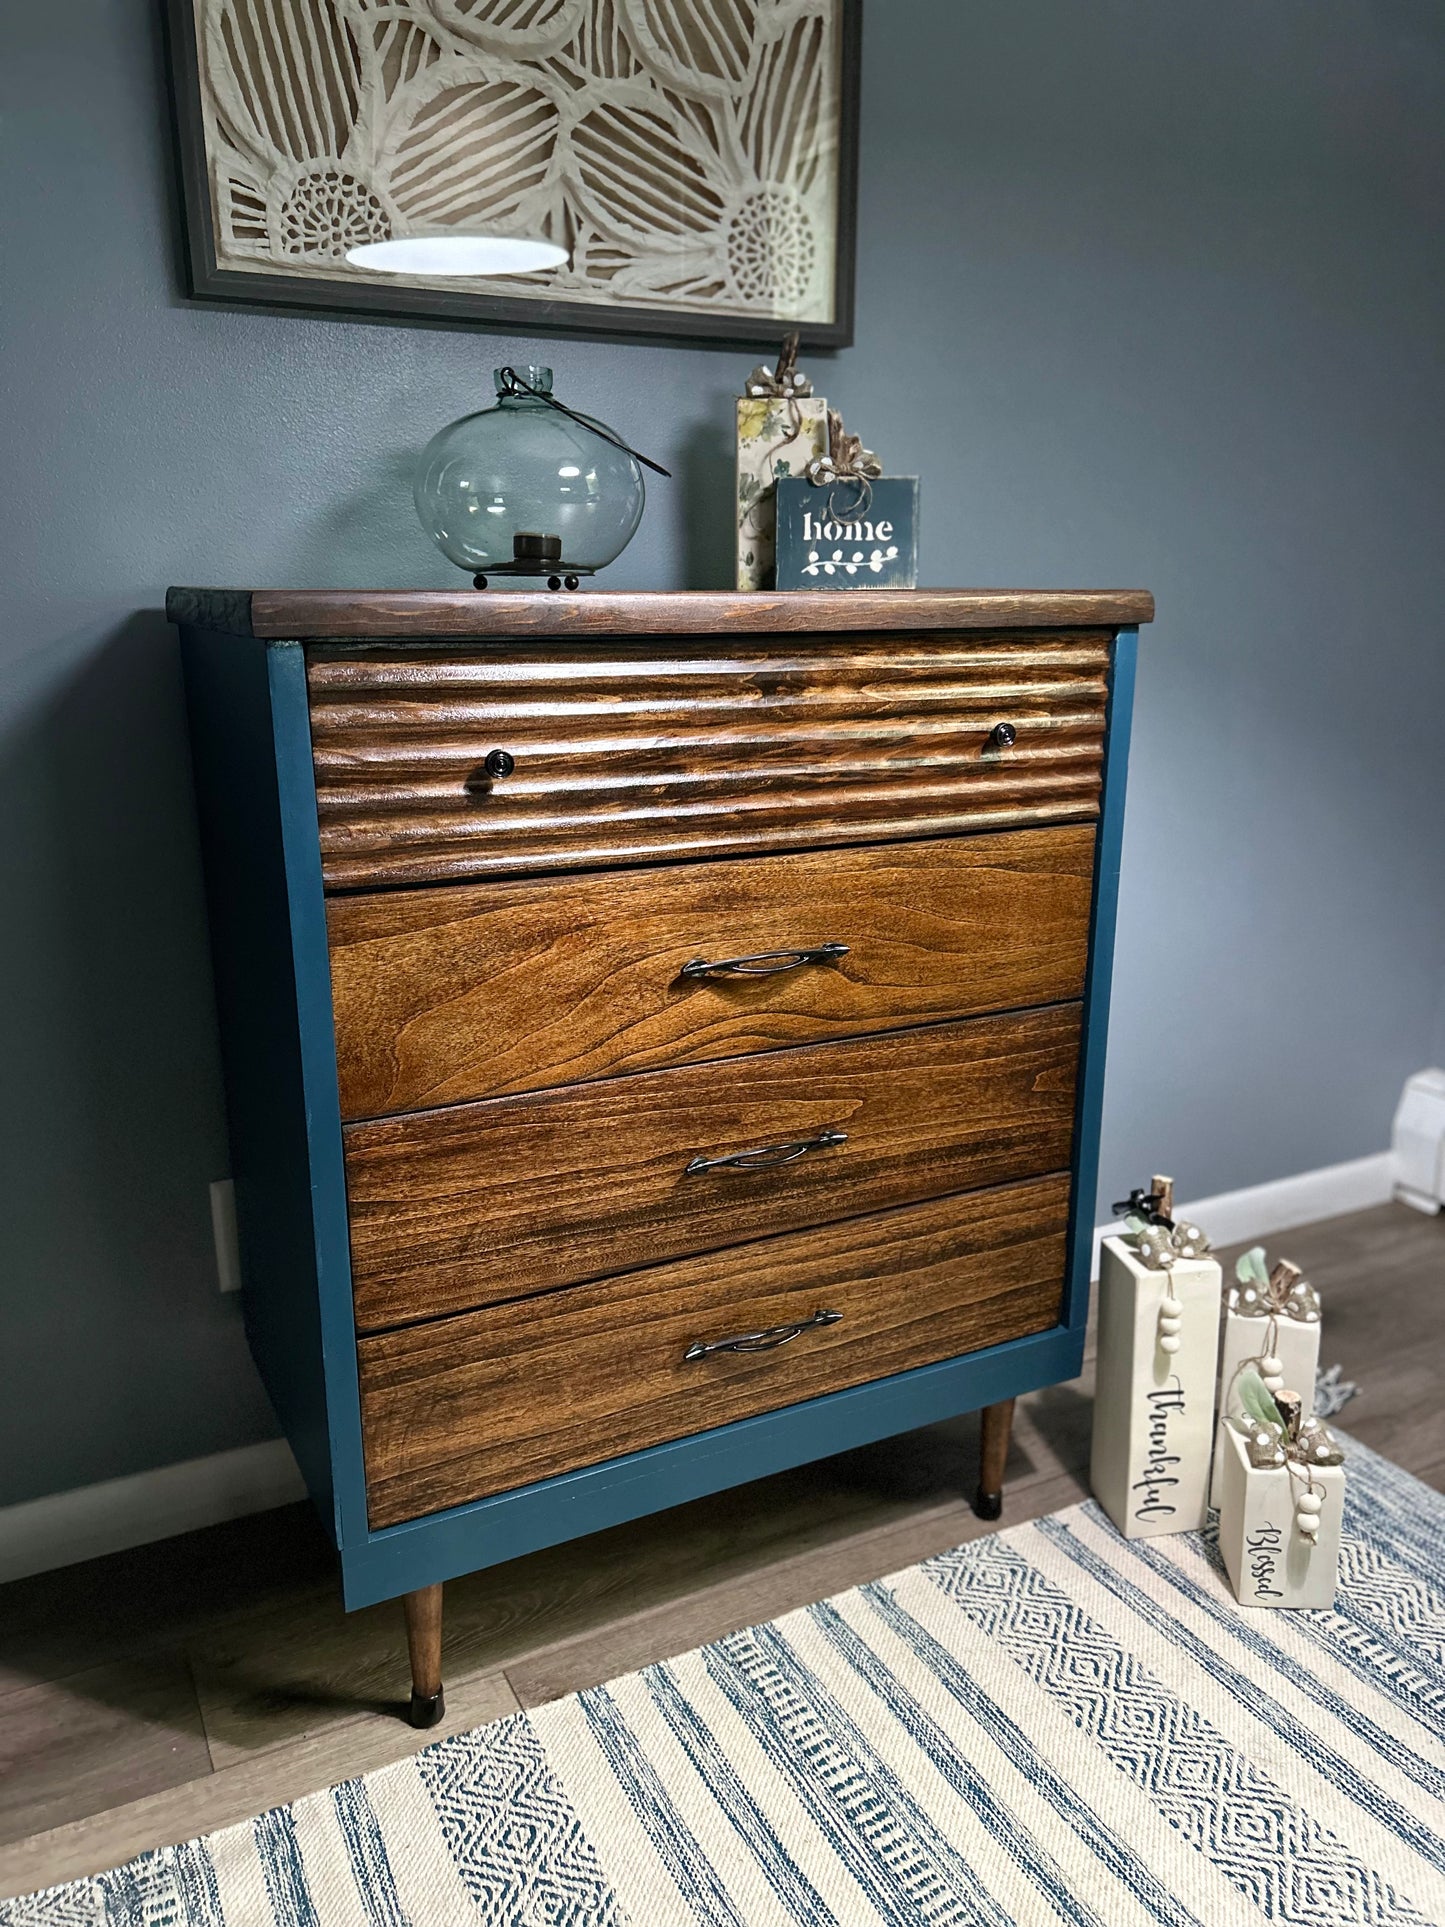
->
(1249, 1258, 1300, 1395)
(1151, 1176, 1184, 1354)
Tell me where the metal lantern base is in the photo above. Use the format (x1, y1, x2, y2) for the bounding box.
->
(472, 532, 598, 591)
(472, 566, 593, 591)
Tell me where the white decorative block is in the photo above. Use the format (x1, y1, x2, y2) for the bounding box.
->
(1090, 1237, 1223, 1538)
(1210, 1308, 1321, 1508)
(736, 395, 828, 590)
(1217, 1425, 1343, 1608)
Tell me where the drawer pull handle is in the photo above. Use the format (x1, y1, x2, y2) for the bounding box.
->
(684, 1308, 843, 1362)
(680, 941, 848, 981)
(685, 1128, 847, 1176)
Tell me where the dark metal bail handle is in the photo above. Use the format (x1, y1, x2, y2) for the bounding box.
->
(684, 1308, 843, 1362)
(685, 1128, 847, 1176)
(689, 1125, 847, 1171)
(680, 941, 849, 981)
(496, 366, 672, 478)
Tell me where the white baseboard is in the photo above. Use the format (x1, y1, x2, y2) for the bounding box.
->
(0, 1151, 1395, 1587)
(1090, 1150, 1394, 1279)
(0, 1439, 306, 1588)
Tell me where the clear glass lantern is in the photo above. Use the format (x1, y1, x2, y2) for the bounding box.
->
(413, 366, 646, 587)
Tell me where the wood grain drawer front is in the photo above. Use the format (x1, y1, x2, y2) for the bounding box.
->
(344, 1003, 1080, 1333)
(306, 633, 1111, 890)
(359, 1174, 1070, 1526)
(328, 824, 1095, 1120)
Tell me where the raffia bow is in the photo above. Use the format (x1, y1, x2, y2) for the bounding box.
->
(1121, 1215, 1212, 1271)
(1237, 1410, 1344, 1472)
(806, 407, 883, 490)
(744, 331, 814, 400)
(1228, 1248, 1321, 1323)
(1114, 1175, 1211, 1272)
(1230, 1381, 1343, 1474)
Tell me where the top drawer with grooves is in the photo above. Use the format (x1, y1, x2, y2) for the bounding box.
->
(305, 631, 1111, 891)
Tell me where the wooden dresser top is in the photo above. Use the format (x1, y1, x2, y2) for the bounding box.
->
(166, 587, 1155, 643)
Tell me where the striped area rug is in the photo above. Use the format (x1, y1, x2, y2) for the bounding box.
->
(5, 1433, 1444, 1926)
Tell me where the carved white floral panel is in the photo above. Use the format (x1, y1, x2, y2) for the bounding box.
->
(181, 0, 850, 329)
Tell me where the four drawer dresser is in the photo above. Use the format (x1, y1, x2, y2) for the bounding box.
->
(171, 587, 1150, 1726)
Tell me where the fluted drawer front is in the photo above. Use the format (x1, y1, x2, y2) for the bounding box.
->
(306, 633, 1110, 889)
(358, 1173, 1070, 1527)
(345, 1003, 1081, 1333)
(328, 825, 1095, 1119)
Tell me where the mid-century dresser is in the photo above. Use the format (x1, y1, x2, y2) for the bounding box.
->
(171, 587, 1150, 1725)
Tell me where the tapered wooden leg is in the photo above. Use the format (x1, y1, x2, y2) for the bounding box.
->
(974, 1397, 1016, 1520)
(402, 1583, 445, 1729)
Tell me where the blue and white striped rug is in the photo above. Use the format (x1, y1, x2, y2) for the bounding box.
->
(5, 1433, 1443, 1925)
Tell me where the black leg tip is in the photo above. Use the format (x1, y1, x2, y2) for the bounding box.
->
(973, 1488, 1003, 1521)
(407, 1687, 446, 1730)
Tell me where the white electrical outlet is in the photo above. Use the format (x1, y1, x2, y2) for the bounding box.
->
(209, 1178, 243, 1293)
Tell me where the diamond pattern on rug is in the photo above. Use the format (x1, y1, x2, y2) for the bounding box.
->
(924, 1534, 1430, 1926)
(1334, 1538, 1445, 1672)
(418, 1711, 627, 1927)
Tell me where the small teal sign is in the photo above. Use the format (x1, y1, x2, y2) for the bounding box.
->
(774, 477, 919, 590)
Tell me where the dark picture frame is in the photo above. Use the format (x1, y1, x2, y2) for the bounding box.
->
(162, 0, 861, 349)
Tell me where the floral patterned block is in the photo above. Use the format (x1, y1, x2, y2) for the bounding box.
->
(735, 395, 828, 591)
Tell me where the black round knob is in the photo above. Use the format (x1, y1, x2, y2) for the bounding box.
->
(483, 749, 515, 780)
(989, 722, 1017, 749)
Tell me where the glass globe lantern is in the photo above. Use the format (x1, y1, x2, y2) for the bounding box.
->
(414, 366, 646, 588)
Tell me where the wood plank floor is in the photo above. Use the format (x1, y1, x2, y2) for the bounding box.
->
(1, 1201, 1440, 1900)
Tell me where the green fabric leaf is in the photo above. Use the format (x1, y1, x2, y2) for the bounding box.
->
(1235, 1245, 1269, 1288)
(1238, 1368, 1284, 1431)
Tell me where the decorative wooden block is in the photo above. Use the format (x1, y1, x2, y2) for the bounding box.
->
(1090, 1236, 1222, 1538)
(1216, 1426, 1342, 1608)
(1210, 1308, 1321, 1508)
(735, 397, 829, 590)
(774, 477, 919, 589)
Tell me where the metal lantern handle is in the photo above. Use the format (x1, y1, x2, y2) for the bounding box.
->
(496, 367, 672, 477)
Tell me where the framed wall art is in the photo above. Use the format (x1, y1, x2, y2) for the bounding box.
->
(164, 0, 861, 347)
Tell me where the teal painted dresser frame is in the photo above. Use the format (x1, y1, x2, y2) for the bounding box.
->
(173, 589, 1144, 1674)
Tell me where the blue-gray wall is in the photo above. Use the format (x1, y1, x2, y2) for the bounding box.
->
(3, 1, 1443, 1508)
